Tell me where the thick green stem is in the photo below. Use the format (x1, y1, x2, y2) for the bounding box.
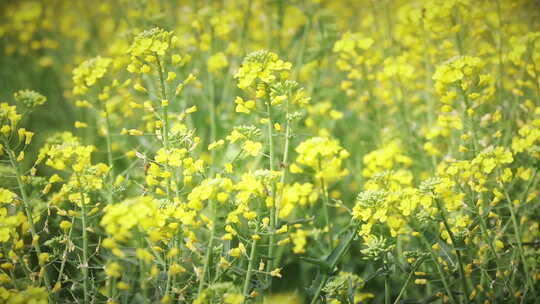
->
(266, 101, 276, 180)
(265, 100, 278, 283)
(277, 117, 291, 206)
(319, 177, 332, 249)
(385, 266, 391, 304)
(197, 224, 215, 295)
(268, 107, 292, 276)
(76, 174, 90, 303)
(243, 238, 258, 297)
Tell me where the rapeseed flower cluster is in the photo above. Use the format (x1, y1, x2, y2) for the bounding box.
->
(292, 137, 349, 182)
(72, 56, 112, 95)
(127, 28, 176, 73)
(235, 50, 292, 91)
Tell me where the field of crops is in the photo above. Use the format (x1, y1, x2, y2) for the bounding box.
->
(1, 0, 540, 303)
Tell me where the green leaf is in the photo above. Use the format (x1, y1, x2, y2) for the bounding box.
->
(299, 256, 332, 273)
(326, 227, 357, 268)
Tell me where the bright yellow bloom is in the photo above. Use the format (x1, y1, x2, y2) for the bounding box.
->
(235, 50, 291, 90)
(293, 137, 349, 182)
(242, 140, 262, 157)
(0, 189, 15, 204)
(72, 56, 112, 95)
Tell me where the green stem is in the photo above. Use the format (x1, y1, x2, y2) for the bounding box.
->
(197, 201, 216, 296)
(502, 189, 537, 298)
(319, 176, 332, 249)
(266, 100, 276, 179)
(156, 54, 173, 204)
(268, 104, 292, 276)
(420, 237, 457, 304)
(76, 174, 90, 303)
(243, 238, 258, 297)
(435, 199, 470, 303)
(5, 147, 53, 297)
(165, 258, 172, 297)
(56, 220, 74, 294)
(277, 117, 291, 203)
(465, 190, 512, 297)
(156, 55, 169, 149)
(459, 86, 479, 155)
(197, 226, 215, 295)
(385, 265, 391, 304)
(138, 237, 148, 302)
(265, 99, 278, 283)
(103, 105, 114, 204)
(209, 83, 216, 137)
(393, 260, 422, 304)
(310, 277, 329, 304)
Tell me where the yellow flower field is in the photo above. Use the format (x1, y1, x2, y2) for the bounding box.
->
(1, 0, 540, 303)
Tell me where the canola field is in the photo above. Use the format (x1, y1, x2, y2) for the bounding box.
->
(1, 0, 540, 303)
